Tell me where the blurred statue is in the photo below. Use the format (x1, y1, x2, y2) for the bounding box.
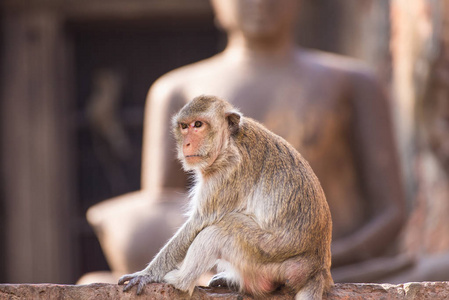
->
(81, 0, 404, 284)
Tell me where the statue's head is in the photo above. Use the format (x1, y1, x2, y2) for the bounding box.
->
(210, 0, 299, 40)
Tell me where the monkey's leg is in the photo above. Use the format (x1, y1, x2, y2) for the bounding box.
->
(163, 216, 258, 294)
(165, 213, 317, 296)
(211, 213, 322, 296)
(163, 225, 225, 294)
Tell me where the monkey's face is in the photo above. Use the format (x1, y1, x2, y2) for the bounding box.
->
(175, 118, 223, 171)
(173, 95, 242, 173)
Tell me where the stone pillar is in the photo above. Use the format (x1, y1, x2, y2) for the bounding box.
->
(1, 9, 74, 283)
(390, 0, 444, 209)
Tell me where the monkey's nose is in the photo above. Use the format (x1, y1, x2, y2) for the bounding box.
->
(184, 143, 192, 155)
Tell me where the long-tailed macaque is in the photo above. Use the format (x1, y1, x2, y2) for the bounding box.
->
(118, 95, 333, 299)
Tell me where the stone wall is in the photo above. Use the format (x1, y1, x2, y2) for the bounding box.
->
(1, 282, 449, 299)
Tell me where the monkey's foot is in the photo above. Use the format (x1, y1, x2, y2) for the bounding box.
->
(208, 272, 239, 291)
(118, 272, 156, 295)
(163, 269, 196, 295)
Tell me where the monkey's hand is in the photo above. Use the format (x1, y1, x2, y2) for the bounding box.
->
(118, 271, 159, 295)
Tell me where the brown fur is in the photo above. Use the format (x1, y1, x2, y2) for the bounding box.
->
(119, 95, 333, 299)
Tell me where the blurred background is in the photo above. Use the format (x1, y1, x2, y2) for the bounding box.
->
(0, 0, 446, 284)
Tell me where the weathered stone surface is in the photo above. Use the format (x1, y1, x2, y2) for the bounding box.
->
(0, 282, 449, 299)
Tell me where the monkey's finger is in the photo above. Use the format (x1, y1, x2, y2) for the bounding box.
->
(136, 280, 146, 295)
(118, 275, 133, 285)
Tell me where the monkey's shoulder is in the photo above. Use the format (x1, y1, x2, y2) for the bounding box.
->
(236, 117, 279, 144)
(236, 118, 309, 167)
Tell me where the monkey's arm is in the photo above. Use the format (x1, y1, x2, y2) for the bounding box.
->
(118, 216, 206, 294)
(332, 72, 405, 267)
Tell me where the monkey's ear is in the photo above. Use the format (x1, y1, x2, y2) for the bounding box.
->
(226, 111, 242, 134)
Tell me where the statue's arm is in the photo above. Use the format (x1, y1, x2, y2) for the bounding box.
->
(141, 78, 188, 193)
(332, 72, 406, 267)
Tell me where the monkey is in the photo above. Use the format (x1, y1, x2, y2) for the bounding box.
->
(118, 95, 333, 299)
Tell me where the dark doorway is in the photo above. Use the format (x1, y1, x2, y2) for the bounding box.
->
(68, 18, 222, 280)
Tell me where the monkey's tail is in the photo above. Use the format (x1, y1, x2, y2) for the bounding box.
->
(323, 268, 334, 293)
(294, 271, 327, 300)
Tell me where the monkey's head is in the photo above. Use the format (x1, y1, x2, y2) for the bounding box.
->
(172, 95, 242, 172)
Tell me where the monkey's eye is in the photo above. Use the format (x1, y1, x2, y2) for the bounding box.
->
(180, 123, 188, 130)
(194, 121, 203, 128)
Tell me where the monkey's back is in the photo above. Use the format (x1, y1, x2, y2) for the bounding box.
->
(234, 117, 332, 258)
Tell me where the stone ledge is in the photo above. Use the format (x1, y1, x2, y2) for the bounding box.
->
(0, 282, 448, 299)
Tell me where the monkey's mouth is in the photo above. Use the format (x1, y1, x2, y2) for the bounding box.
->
(185, 155, 203, 163)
